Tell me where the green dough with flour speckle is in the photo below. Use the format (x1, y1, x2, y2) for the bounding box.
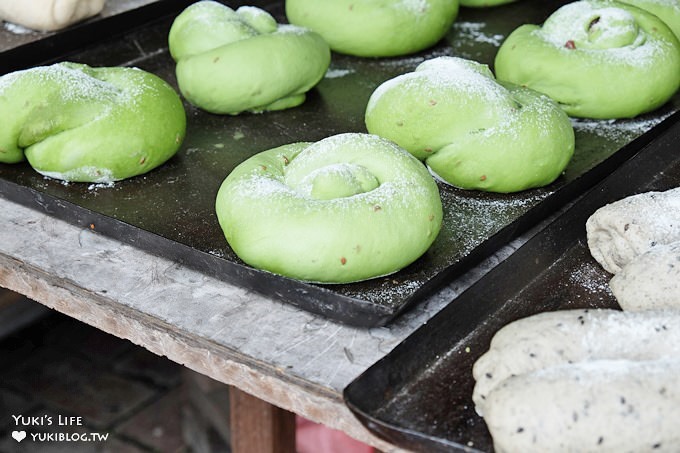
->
(285, 0, 459, 57)
(169, 1, 330, 114)
(215, 133, 443, 284)
(617, 0, 680, 41)
(365, 57, 575, 193)
(459, 0, 517, 8)
(0, 62, 186, 183)
(495, 0, 680, 119)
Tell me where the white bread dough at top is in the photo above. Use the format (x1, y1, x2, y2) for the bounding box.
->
(0, 0, 105, 32)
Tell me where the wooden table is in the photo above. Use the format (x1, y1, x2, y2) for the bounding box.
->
(0, 195, 528, 452)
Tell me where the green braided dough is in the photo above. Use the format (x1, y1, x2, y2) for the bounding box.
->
(215, 133, 443, 284)
(169, 1, 330, 115)
(0, 62, 186, 183)
(365, 57, 574, 193)
(495, 0, 680, 119)
(617, 0, 680, 40)
(285, 0, 459, 57)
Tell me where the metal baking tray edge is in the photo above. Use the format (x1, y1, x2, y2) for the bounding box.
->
(343, 115, 680, 448)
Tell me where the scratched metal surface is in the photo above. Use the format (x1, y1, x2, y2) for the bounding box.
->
(0, 0, 678, 326)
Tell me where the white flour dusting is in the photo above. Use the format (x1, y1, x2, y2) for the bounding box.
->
(454, 22, 505, 46)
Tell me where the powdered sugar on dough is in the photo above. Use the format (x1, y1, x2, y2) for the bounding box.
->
(366, 58, 507, 114)
(472, 308, 680, 414)
(396, 0, 429, 14)
(538, 2, 670, 66)
(586, 187, 680, 274)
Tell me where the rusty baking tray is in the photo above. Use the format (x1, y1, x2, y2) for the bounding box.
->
(343, 115, 680, 450)
(0, 0, 678, 326)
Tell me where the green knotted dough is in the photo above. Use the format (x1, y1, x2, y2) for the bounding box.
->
(495, 0, 680, 119)
(0, 62, 186, 182)
(169, 1, 330, 115)
(215, 133, 443, 284)
(285, 0, 459, 57)
(617, 0, 680, 40)
(365, 56, 575, 193)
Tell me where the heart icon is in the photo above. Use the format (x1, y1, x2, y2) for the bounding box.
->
(11, 431, 26, 442)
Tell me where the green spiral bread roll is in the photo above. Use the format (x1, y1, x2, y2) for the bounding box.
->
(169, 1, 330, 114)
(495, 0, 680, 119)
(0, 62, 186, 183)
(365, 56, 575, 193)
(285, 0, 459, 57)
(215, 133, 443, 284)
(617, 0, 680, 41)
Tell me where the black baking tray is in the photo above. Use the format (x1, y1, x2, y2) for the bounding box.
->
(0, 0, 678, 326)
(0, 0, 196, 74)
(343, 108, 680, 451)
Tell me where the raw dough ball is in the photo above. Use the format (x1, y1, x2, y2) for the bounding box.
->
(472, 308, 680, 413)
(215, 133, 443, 284)
(483, 359, 680, 453)
(617, 0, 680, 41)
(365, 56, 574, 193)
(0, 0, 105, 31)
(610, 241, 680, 310)
(0, 62, 186, 182)
(586, 187, 680, 274)
(285, 0, 459, 57)
(169, 1, 330, 114)
(460, 0, 517, 7)
(495, 0, 680, 119)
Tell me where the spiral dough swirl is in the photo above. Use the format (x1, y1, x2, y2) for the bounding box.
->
(215, 133, 443, 284)
(495, 0, 680, 119)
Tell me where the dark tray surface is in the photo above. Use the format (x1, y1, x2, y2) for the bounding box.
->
(0, 0, 678, 326)
(343, 112, 680, 451)
(0, 0, 197, 74)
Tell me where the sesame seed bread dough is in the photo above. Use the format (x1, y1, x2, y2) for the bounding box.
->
(285, 0, 459, 57)
(215, 133, 443, 284)
(610, 241, 680, 310)
(472, 309, 680, 452)
(482, 359, 680, 453)
(168, 1, 330, 115)
(495, 0, 680, 119)
(472, 308, 680, 412)
(617, 0, 680, 41)
(365, 56, 574, 193)
(0, 0, 104, 31)
(586, 187, 680, 274)
(0, 62, 186, 183)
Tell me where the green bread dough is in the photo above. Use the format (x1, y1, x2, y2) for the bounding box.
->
(495, 0, 680, 119)
(617, 0, 680, 40)
(460, 0, 517, 8)
(215, 133, 443, 284)
(169, 1, 330, 115)
(0, 62, 186, 183)
(365, 56, 574, 193)
(285, 0, 459, 57)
